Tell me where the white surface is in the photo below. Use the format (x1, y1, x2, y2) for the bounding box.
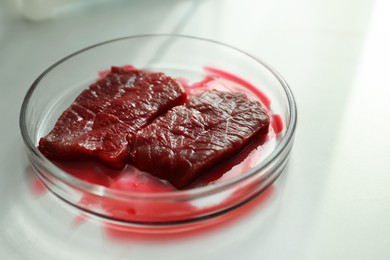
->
(1, 0, 390, 259)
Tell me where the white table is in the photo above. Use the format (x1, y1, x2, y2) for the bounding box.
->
(1, 0, 389, 259)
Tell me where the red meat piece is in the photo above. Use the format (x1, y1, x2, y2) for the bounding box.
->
(38, 67, 186, 169)
(128, 90, 270, 188)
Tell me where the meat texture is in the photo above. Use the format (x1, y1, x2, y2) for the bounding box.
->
(38, 67, 186, 169)
(128, 90, 270, 188)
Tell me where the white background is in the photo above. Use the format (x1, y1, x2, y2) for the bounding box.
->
(0, 0, 389, 259)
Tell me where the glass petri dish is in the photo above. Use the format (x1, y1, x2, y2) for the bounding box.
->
(19, 34, 297, 230)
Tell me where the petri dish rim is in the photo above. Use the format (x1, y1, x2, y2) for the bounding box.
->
(19, 34, 297, 201)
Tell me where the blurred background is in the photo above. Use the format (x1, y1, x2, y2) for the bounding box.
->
(0, 0, 389, 259)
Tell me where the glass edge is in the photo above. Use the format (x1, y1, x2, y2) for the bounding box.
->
(19, 34, 298, 201)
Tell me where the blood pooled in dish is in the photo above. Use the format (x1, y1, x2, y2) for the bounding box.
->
(38, 66, 276, 190)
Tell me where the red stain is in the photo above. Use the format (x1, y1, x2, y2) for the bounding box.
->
(26, 166, 48, 198)
(31, 176, 47, 197)
(71, 213, 90, 228)
(31, 66, 282, 238)
(102, 185, 274, 242)
(55, 162, 196, 223)
(271, 114, 284, 134)
(56, 122, 277, 224)
(65, 67, 280, 234)
(54, 160, 118, 187)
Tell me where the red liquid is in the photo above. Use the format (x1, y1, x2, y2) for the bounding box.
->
(55, 67, 282, 191)
(271, 114, 284, 134)
(27, 167, 48, 198)
(103, 185, 274, 240)
(33, 66, 285, 233)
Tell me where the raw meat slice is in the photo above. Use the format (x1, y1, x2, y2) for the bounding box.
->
(128, 90, 270, 188)
(38, 67, 187, 169)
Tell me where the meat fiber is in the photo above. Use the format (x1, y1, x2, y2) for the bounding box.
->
(128, 90, 270, 188)
(38, 67, 186, 169)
